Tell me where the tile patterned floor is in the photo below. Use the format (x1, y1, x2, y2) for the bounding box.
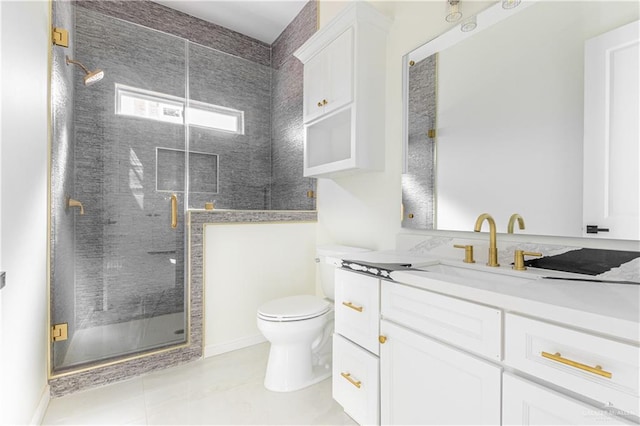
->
(43, 343, 356, 425)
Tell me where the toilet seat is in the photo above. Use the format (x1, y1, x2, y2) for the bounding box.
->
(258, 295, 331, 322)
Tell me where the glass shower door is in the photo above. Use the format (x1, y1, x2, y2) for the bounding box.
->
(50, 4, 188, 372)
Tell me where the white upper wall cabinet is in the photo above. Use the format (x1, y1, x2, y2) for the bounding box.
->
(294, 2, 391, 178)
(303, 28, 353, 123)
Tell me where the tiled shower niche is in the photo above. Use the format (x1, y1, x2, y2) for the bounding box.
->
(156, 148, 219, 194)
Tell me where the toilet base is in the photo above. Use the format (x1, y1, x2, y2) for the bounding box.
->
(262, 327, 333, 392)
(264, 355, 332, 392)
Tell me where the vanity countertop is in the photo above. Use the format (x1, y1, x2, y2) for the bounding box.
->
(390, 266, 640, 343)
(339, 250, 640, 343)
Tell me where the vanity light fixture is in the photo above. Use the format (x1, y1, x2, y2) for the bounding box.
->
(445, 0, 463, 23)
(460, 15, 477, 32)
(502, 0, 521, 9)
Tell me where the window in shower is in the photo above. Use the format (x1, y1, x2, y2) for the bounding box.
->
(116, 83, 244, 134)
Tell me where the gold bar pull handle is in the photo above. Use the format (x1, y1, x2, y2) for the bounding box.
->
(170, 194, 178, 229)
(342, 301, 364, 312)
(541, 351, 612, 379)
(340, 372, 362, 389)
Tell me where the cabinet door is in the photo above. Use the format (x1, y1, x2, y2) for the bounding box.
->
(302, 28, 354, 124)
(324, 28, 353, 116)
(503, 373, 634, 425)
(303, 51, 326, 123)
(334, 269, 380, 355)
(380, 320, 501, 425)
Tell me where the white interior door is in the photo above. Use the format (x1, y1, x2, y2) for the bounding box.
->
(583, 20, 640, 240)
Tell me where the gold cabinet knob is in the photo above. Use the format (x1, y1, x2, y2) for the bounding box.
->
(317, 101, 323, 107)
(322, 99, 328, 105)
(379, 335, 387, 344)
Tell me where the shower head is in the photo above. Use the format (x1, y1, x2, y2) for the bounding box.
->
(65, 56, 104, 86)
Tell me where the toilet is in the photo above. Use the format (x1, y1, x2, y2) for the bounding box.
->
(257, 245, 369, 392)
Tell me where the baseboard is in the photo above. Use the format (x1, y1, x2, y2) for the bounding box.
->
(204, 334, 267, 358)
(30, 384, 50, 425)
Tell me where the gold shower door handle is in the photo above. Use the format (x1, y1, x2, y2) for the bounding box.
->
(170, 194, 178, 229)
(541, 351, 612, 379)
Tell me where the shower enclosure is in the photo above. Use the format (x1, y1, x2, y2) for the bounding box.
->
(50, 1, 314, 375)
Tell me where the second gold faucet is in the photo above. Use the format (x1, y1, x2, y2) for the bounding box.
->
(474, 213, 499, 267)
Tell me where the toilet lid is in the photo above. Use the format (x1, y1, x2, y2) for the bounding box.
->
(257, 295, 331, 321)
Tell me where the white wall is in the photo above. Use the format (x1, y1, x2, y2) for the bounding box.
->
(204, 222, 317, 357)
(316, 0, 640, 253)
(0, 1, 50, 424)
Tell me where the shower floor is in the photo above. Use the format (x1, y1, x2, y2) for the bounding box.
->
(62, 312, 185, 367)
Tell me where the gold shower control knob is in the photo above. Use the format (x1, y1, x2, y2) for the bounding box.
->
(379, 335, 387, 344)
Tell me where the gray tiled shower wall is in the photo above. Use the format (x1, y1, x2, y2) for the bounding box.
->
(271, 1, 317, 210)
(78, 0, 318, 211)
(67, 1, 317, 330)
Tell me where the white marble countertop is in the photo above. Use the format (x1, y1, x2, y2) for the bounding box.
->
(340, 250, 640, 343)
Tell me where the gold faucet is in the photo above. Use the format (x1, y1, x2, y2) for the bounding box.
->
(474, 213, 499, 267)
(67, 198, 85, 215)
(507, 213, 525, 233)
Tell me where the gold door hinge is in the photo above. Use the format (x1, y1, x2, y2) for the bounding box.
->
(428, 129, 436, 139)
(52, 27, 69, 47)
(52, 323, 68, 342)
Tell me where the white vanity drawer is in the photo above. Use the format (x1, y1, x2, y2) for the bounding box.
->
(503, 373, 635, 425)
(505, 313, 640, 417)
(380, 281, 502, 360)
(334, 269, 380, 355)
(333, 334, 379, 425)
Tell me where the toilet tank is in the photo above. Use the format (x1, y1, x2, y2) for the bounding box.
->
(317, 245, 370, 300)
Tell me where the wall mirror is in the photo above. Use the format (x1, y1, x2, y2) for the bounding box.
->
(402, 0, 639, 240)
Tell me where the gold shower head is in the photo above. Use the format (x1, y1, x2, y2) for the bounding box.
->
(65, 55, 104, 86)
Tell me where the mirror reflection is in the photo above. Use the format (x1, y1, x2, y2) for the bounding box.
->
(402, 1, 639, 240)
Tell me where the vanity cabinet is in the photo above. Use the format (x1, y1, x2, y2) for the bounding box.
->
(333, 262, 638, 425)
(293, 2, 390, 178)
(332, 268, 380, 425)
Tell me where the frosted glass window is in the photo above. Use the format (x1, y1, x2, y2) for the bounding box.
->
(116, 84, 184, 124)
(187, 100, 244, 134)
(116, 84, 243, 134)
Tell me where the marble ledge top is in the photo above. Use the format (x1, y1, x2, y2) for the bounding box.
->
(188, 209, 317, 223)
